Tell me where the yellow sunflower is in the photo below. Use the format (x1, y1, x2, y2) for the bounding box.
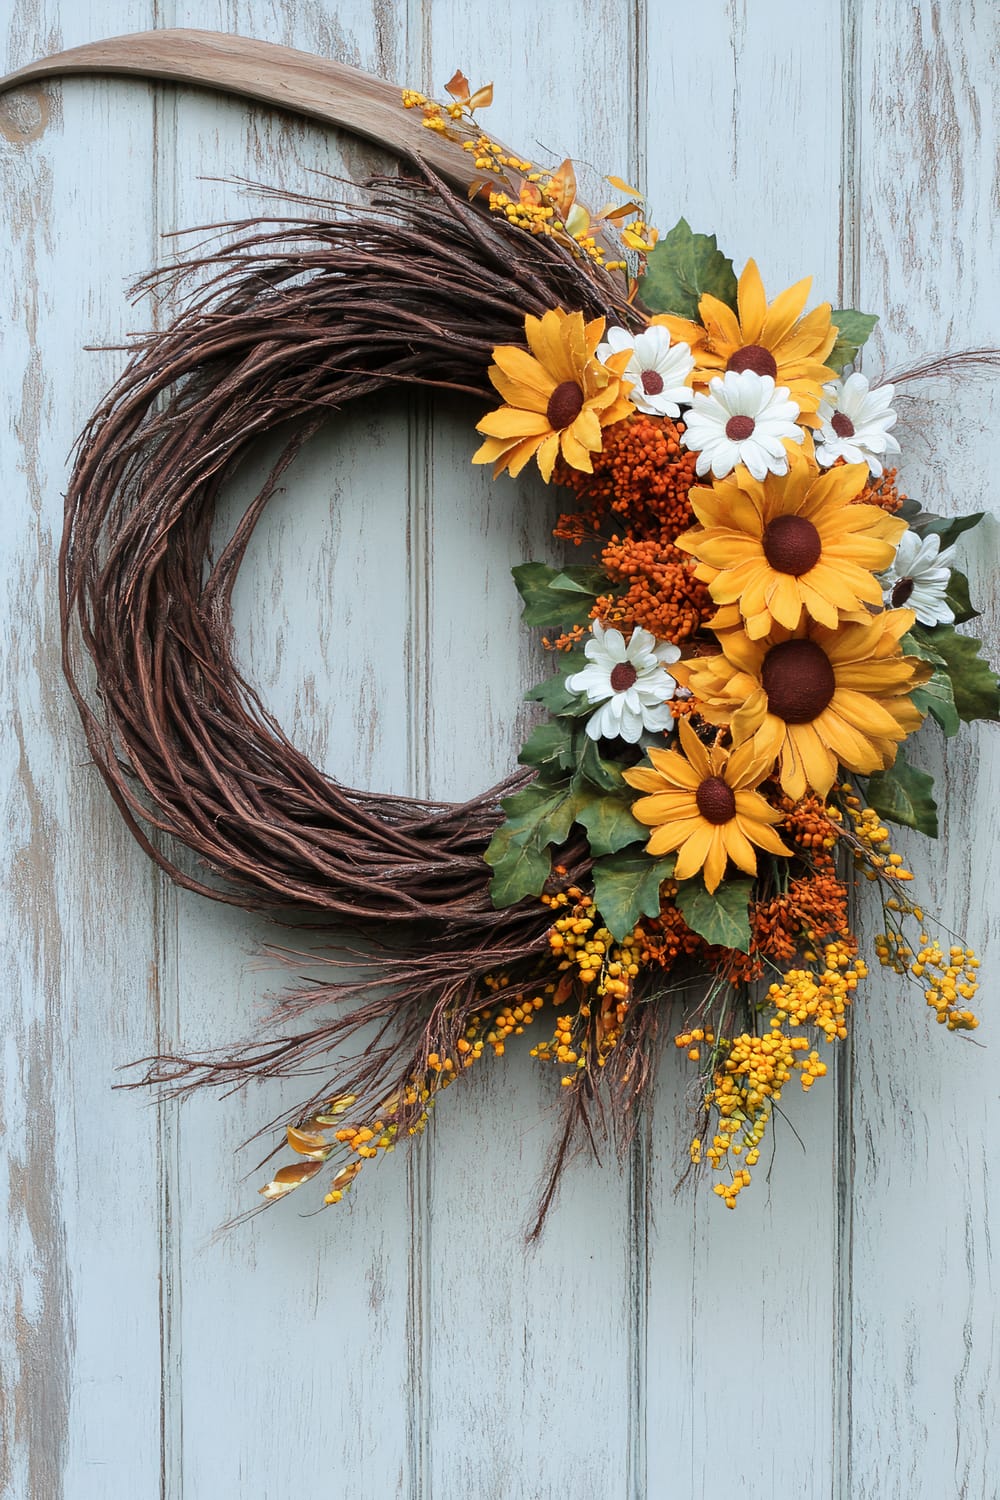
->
(675, 613, 931, 801)
(653, 259, 837, 424)
(675, 450, 907, 638)
(472, 308, 635, 481)
(623, 718, 791, 892)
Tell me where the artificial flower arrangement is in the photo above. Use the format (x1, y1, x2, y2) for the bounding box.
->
(282, 76, 994, 1214)
(16, 34, 992, 1229)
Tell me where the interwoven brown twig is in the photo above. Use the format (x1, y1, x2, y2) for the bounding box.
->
(60, 163, 640, 1165)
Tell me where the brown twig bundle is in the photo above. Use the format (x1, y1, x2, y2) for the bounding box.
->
(60, 161, 639, 1181)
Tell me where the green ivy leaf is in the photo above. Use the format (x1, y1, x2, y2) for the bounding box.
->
(864, 750, 938, 837)
(592, 850, 676, 943)
(574, 793, 646, 858)
(924, 625, 1000, 723)
(943, 569, 980, 625)
(897, 500, 985, 552)
(511, 562, 597, 629)
(573, 736, 627, 793)
(524, 656, 591, 718)
(485, 780, 582, 906)
(637, 219, 737, 321)
(903, 627, 945, 666)
(548, 565, 610, 595)
(518, 719, 577, 772)
(674, 877, 754, 954)
(911, 669, 960, 738)
(828, 309, 879, 371)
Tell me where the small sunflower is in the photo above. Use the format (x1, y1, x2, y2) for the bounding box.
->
(473, 308, 635, 481)
(653, 259, 837, 424)
(675, 450, 907, 637)
(623, 718, 791, 892)
(676, 613, 931, 800)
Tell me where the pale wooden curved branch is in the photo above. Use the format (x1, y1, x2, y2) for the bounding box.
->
(0, 28, 473, 186)
(0, 28, 624, 264)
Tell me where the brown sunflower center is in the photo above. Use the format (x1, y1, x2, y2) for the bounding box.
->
(761, 638, 837, 723)
(695, 776, 737, 824)
(762, 514, 823, 576)
(891, 576, 914, 607)
(726, 344, 778, 379)
(547, 380, 584, 430)
(725, 414, 756, 441)
(641, 369, 665, 395)
(610, 662, 638, 692)
(831, 410, 855, 438)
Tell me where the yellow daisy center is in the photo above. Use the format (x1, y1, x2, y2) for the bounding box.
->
(725, 343, 778, 379)
(761, 639, 836, 723)
(694, 776, 737, 824)
(761, 514, 822, 576)
(546, 380, 584, 429)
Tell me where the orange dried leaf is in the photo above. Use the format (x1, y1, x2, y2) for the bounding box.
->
(445, 69, 471, 103)
(607, 174, 644, 199)
(287, 1125, 330, 1160)
(259, 1160, 323, 1200)
(331, 1161, 363, 1191)
(604, 201, 643, 224)
(545, 159, 577, 217)
(468, 83, 494, 111)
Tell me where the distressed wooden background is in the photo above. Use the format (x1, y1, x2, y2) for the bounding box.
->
(2, 2, 999, 1497)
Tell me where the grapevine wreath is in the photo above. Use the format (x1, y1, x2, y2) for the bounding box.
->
(6, 34, 999, 1229)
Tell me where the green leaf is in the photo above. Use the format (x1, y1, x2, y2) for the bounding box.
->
(864, 750, 938, 837)
(511, 562, 596, 629)
(525, 656, 591, 718)
(485, 780, 582, 906)
(943, 568, 980, 625)
(592, 850, 676, 943)
(574, 735, 627, 792)
(828, 309, 879, 371)
(911, 669, 960, 737)
(674, 878, 754, 954)
(897, 501, 985, 552)
(923, 625, 1000, 723)
(903, 626, 945, 666)
(574, 793, 646, 858)
(547, 566, 610, 596)
(483, 826, 553, 908)
(638, 218, 737, 321)
(518, 719, 577, 773)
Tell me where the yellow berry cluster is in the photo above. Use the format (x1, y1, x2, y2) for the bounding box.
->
(545, 887, 642, 998)
(766, 939, 866, 1044)
(875, 925, 980, 1031)
(460, 132, 533, 176)
(843, 793, 914, 882)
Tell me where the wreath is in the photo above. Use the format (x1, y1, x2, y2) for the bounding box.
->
(9, 36, 998, 1231)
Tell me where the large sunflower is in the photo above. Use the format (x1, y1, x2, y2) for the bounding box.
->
(623, 718, 790, 892)
(653, 260, 837, 424)
(675, 613, 931, 800)
(473, 309, 634, 481)
(675, 450, 907, 637)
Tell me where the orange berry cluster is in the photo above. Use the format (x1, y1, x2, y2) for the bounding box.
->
(553, 415, 700, 541)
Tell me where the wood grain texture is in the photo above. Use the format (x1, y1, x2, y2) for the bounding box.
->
(2, 1, 999, 1497)
(848, 4, 1000, 1497)
(2, 5, 164, 1499)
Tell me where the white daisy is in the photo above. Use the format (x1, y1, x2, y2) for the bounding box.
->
(880, 529, 956, 625)
(680, 370, 803, 481)
(567, 620, 681, 743)
(814, 372, 901, 476)
(596, 324, 695, 418)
